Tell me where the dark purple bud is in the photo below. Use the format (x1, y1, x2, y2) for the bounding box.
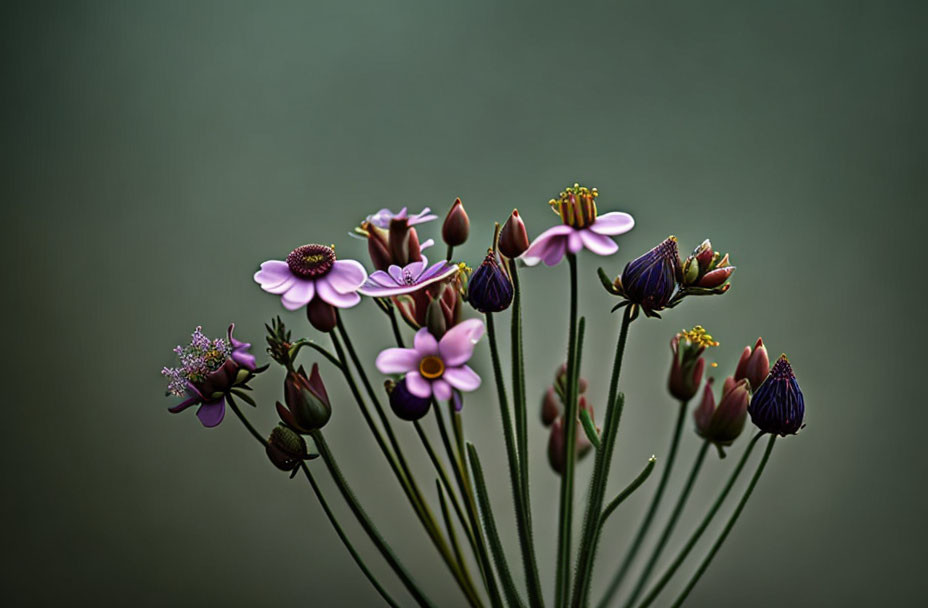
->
(442, 198, 470, 247)
(468, 252, 513, 313)
(734, 337, 770, 392)
(365, 224, 392, 271)
(619, 236, 681, 316)
(748, 355, 805, 436)
(388, 377, 432, 421)
(266, 424, 308, 472)
(499, 209, 530, 258)
(306, 298, 337, 333)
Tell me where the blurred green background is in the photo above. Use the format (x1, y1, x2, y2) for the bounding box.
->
(3, 0, 925, 605)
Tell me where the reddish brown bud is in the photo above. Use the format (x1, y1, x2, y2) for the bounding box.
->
(499, 209, 530, 258)
(734, 337, 770, 392)
(306, 298, 337, 333)
(442, 198, 470, 247)
(697, 266, 735, 288)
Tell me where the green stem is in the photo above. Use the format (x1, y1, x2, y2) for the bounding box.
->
(436, 402, 503, 608)
(225, 401, 397, 606)
(415, 420, 478, 555)
(312, 431, 436, 608)
(635, 432, 765, 608)
(437, 479, 469, 574)
(510, 263, 530, 507)
(669, 435, 777, 607)
(486, 312, 545, 607)
(599, 399, 689, 606)
(467, 442, 526, 608)
(301, 463, 401, 608)
(555, 253, 580, 608)
(384, 299, 406, 348)
(572, 307, 633, 607)
(289, 339, 343, 369)
(600, 456, 657, 525)
(335, 314, 482, 606)
(624, 441, 710, 607)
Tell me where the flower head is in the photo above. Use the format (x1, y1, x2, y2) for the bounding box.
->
(254, 244, 367, 313)
(734, 337, 770, 392)
(375, 319, 484, 403)
(163, 324, 261, 427)
(393, 266, 466, 332)
(682, 239, 735, 292)
(266, 424, 312, 474)
(367, 207, 438, 229)
(694, 377, 750, 456)
(358, 256, 461, 298)
(522, 183, 634, 267)
(669, 326, 718, 401)
(355, 207, 436, 270)
(602, 236, 682, 318)
(748, 355, 805, 436)
(468, 250, 513, 313)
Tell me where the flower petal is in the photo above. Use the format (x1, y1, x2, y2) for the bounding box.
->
(254, 260, 291, 286)
(439, 318, 485, 367)
(405, 371, 432, 398)
(589, 212, 635, 236)
(567, 230, 584, 254)
(196, 400, 226, 427)
(376, 347, 421, 374)
(579, 229, 619, 256)
(281, 279, 315, 311)
(443, 365, 481, 392)
(432, 379, 452, 401)
(316, 277, 362, 308)
(522, 225, 574, 267)
(419, 238, 435, 252)
(327, 260, 367, 294)
(408, 207, 439, 226)
(168, 395, 199, 413)
(413, 328, 439, 356)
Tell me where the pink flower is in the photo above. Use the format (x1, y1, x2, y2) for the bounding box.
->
(375, 319, 484, 403)
(366, 206, 438, 229)
(254, 244, 367, 311)
(522, 183, 634, 267)
(358, 256, 460, 298)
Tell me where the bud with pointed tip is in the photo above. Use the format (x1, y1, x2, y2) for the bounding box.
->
(266, 424, 309, 472)
(612, 236, 682, 318)
(425, 293, 448, 339)
(387, 377, 432, 421)
(694, 377, 749, 454)
(306, 298, 337, 333)
(278, 363, 332, 433)
(467, 251, 513, 313)
(735, 337, 770, 392)
(442, 198, 470, 247)
(681, 239, 735, 293)
(748, 355, 805, 436)
(499, 209, 530, 258)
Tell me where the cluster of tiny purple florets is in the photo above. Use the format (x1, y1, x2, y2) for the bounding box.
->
(161, 326, 231, 396)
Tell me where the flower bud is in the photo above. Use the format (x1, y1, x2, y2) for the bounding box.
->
(425, 293, 448, 339)
(748, 355, 805, 436)
(499, 209, 530, 258)
(616, 236, 681, 317)
(695, 377, 749, 453)
(364, 224, 393, 271)
(266, 424, 308, 472)
(278, 364, 332, 433)
(546, 401, 596, 475)
(682, 239, 735, 292)
(442, 198, 470, 247)
(668, 326, 718, 401)
(388, 377, 432, 421)
(306, 298, 337, 333)
(734, 337, 769, 392)
(468, 251, 513, 313)
(541, 386, 561, 427)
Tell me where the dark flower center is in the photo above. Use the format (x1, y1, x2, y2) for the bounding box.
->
(287, 244, 335, 278)
(419, 355, 445, 380)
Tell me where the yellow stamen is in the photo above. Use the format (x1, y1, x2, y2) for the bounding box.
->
(419, 355, 445, 380)
(680, 325, 720, 348)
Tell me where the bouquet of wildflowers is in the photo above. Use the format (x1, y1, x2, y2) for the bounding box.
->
(162, 184, 805, 607)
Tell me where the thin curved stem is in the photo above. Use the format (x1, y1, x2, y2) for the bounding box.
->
(312, 431, 435, 608)
(571, 307, 633, 607)
(437, 479, 469, 574)
(467, 442, 526, 608)
(226, 396, 266, 446)
(624, 441, 710, 607)
(383, 299, 406, 348)
(599, 399, 688, 606)
(600, 456, 657, 525)
(301, 463, 401, 608)
(486, 312, 545, 607)
(669, 435, 777, 608)
(436, 402, 504, 608)
(555, 254, 582, 607)
(635, 432, 764, 608)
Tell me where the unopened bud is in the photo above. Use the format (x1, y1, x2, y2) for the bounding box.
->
(499, 209, 530, 258)
(442, 198, 470, 247)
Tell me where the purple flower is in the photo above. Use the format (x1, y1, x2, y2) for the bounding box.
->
(375, 319, 484, 403)
(254, 244, 367, 311)
(358, 256, 460, 298)
(163, 324, 259, 428)
(366, 206, 438, 229)
(522, 184, 634, 267)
